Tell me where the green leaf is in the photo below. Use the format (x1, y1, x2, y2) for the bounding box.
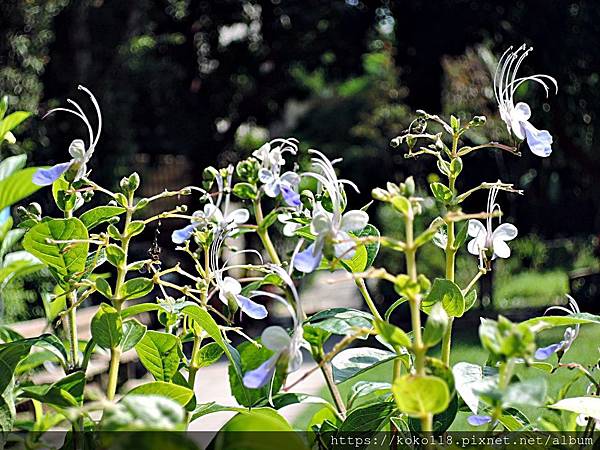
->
(0, 167, 44, 210)
(190, 402, 247, 422)
(20, 371, 85, 408)
(0, 111, 30, 141)
(80, 206, 126, 230)
(304, 308, 373, 336)
(452, 362, 498, 415)
(519, 312, 600, 331)
(91, 303, 123, 349)
(331, 347, 396, 384)
(337, 401, 396, 434)
(340, 224, 380, 273)
(0, 340, 34, 395)
(101, 395, 185, 431)
(454, 220, 469, 248)
(0, 155, 26, 181)
(464, 289, 477, 312)
(126, 221, 145, 237)
(549, 397, 600, 421)
(95, 278, 112, 299)
(392, 375, 450, 417)
(257, 393, 333, 412)
(52, 177, 78, 212)
(422, 278, 465, 317)
(121, 303, 162, 319)
(105, 244, 125, 267)
(347, 381, 391, 408)
(450, 114, 460, 132)
(119, 277, 154, 300)
(503, 378, 547, 408)
(373, 320, 411, 349)
(120, 319, 147, 352)
(232, 182, 258, 200)
(22, 218, 89, 285)
(195, 342, 224, 368)
(409, 395, 458, 433)
(126, 381, 193, 406)
(430, 182, 453, 203)
(135, 331, 181, 382)
(423, 302, 449, 347)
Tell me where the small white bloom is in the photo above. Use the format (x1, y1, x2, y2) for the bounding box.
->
(494, 44, 558, 157)
(467, 184, 517, 266)
(33, 85, 102, 186)
(294, 150, 368, 273)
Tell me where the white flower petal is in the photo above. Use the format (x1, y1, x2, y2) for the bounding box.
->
(340, 210, 369, 232)
(222, 276, 242, 295)
(259, 168, 274, 184)
(261, 326, 291, 352)
(467, 220, 486, 238)
(492, 223, 518, 242)
(280, 171, 300, 186)
(334, 231, 356, 258)
(227, 208, 249, 225)
(467, 236, 485, 256)
(311, 213, 332, 235)
(68, 139, 86, 160)
(522, 121, 553, 157)
(492, 239, 511, 259)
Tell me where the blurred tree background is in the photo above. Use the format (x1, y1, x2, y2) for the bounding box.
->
(1, 0, 598, 320)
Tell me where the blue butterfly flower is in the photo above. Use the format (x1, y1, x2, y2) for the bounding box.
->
(33, 86, 102, 186)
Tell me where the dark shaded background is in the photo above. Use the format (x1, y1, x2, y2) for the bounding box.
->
(1, 0, 599, 319)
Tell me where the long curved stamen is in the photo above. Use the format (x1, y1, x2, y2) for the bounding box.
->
(66, 99, 95, 148)
(494, 46, 514, 105)
(78, 85, 103, 149)
(43, 107, 94, 149)
(507, 74, 558, 98)
(507, 46, 532, 105)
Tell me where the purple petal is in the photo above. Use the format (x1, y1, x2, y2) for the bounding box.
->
(280, 183, 301, 207)
(243, 354, 279, 389)
(0, 207, 10, 225)
(535, 343, 561, 360)
(171, 223, 199, 244)
(467, 415, 493, 426)
(32, 162, 72, 186)
(236, 294, 268, 319)
(293, 244, 322, 273)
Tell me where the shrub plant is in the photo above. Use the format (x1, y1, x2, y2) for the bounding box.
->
(1, 45, 600, 448)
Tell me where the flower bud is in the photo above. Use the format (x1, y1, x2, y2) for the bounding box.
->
(372, 188, 389, 202)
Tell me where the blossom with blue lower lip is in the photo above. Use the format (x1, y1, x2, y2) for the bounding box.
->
(243, 265, 303, 389)
(209, 228, 267, 320)
(253, 139, 301, 207)
(494, 44, 558, 157)
(467, 184, 518, 268)
(0, 207, 10, 225)
(171, 166, 249, 244)
(293, 150, 368, 273)
(33, 85, 102, 186)
(535, 295, 580, 360)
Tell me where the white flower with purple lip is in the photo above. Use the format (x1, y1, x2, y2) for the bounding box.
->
(494, 44, 558, 157)
(467, 184, 518, 268)
(209, 228, 267, 320)
(293, 150, 368, 273)
(243, 266, 303, 389)
(535, 296, 580, 360)
(33, 86, 102, 186)
(171, 166, 249, 244)
(253, 139, 301, 207)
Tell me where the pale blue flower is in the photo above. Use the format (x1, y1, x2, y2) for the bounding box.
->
(494, 45, 558, 157)
(535, 296, 580, 360)
(294, 150, 368, 273)
(254, 139, 301, 207)
(0, 207, 10, 225)
(33, 86, 102, 186)
(467, 415, 493, 427)
(243, 266, 304, 389)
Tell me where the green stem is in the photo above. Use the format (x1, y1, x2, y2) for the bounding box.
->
(66, 291, 79, 369)
(320, 362, 346, 418)
(355, 279, 383, 321)
(107, 194, 134, 400)
(441, 317, 454, 365)
(253, 200, 281, 264)
(106, 346, 121, 400)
